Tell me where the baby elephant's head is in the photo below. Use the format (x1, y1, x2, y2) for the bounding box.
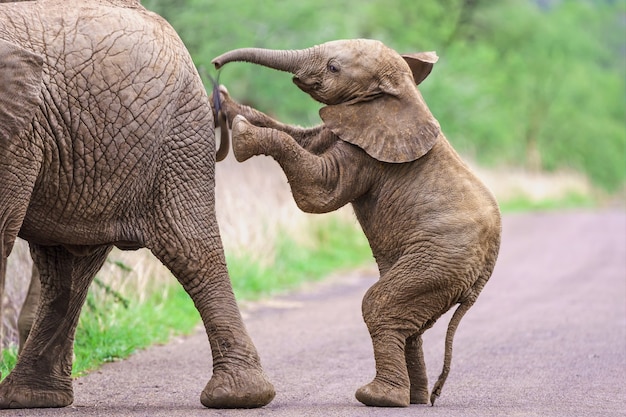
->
(213, 39, 441, 163)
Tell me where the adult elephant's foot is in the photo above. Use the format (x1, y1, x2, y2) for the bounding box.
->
(231, 115, 262, 162)
(0, 376, 73, 408)
(355, 379, 410, 407)
(200, 368, 275, 408)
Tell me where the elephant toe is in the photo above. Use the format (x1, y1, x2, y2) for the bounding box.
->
(201, 368, 275, 409)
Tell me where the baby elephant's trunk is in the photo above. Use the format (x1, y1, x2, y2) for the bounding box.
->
(212, 47, 309, 75)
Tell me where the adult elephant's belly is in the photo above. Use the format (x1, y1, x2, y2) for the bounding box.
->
(18, 171, 150, 250)
(16, 120, 160, 248)
(18, 204, 147, 251)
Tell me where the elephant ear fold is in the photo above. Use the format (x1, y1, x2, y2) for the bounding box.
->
(320, 93, 440, 163)
(401, 51, 438, 85)
(0, 39, 43, 143)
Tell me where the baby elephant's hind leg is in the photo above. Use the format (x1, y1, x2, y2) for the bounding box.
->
(356, 255, 458, 408)
(356, 277, 414, 407)
(405, 333, 429, 404)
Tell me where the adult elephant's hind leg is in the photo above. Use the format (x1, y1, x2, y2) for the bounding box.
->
(150, 206, 275, 408)
(17, 266, 41, 353)
(0, 244, 111, 409)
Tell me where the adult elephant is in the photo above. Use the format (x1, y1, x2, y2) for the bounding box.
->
(0, 0, 274, 409)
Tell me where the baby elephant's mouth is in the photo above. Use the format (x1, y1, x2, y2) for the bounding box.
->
(293, 77, 329, 104)
(292, 76, 319, 92)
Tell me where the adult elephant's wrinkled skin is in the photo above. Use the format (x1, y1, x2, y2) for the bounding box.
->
(213, 39, 501, 407)
(0, 0, 274, 409)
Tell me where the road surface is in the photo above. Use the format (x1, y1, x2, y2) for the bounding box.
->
(3, 211, 625, 416)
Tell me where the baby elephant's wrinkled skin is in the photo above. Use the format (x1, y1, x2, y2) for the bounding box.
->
(213, 39, 501, 407)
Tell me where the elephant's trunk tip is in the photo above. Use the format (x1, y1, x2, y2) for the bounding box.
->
(212, 58, 224, 70)
(212, 52, 235, 70)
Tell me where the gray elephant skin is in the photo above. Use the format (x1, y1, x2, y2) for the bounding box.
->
(0, 0, 275, 409)
(213, 39, 502, 407)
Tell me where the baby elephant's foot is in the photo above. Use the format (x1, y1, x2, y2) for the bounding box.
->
(0, 378, 73, 408)
(355, 379, 410, 407)
(201, 367, 275, 409)
(232, 115, 262, 162)
(410, 386, 430, 404)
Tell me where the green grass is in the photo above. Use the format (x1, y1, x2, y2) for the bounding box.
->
(0, 349, 17, 379)
(71, 283, 201, 377)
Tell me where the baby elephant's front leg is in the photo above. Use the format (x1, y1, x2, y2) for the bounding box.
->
(232, 115, 263, 162)
(232, 115, 297, 163)
(231, 115, 363, 215)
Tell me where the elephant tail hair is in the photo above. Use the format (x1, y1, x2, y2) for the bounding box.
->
(429, 296, 476, 406)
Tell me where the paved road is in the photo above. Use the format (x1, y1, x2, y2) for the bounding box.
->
(3, 211, 625, 417)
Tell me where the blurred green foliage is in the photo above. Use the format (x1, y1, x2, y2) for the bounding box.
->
(227, 216, 372, 300)
(144, 0, 625, 191)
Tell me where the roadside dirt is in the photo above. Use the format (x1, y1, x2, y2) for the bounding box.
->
(2, 210, 625, 417)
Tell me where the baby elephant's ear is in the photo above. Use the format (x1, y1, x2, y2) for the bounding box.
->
(402, 51, 438, 85)
(320, 50, 441, 163)
(320, 94, 440, 163)
(0, 39, 43, 143)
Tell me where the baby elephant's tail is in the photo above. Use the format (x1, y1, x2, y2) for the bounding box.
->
(430, 269, 492, 406)
(429, 298, 475, 406)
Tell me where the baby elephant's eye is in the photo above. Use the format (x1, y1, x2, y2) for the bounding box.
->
(328, 63, 339, 73)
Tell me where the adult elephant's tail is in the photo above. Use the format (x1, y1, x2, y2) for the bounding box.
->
(208, 78, 229, 162)
(215, 110, 230, 162)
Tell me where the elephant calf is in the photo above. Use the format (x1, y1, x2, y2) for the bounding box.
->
(212, 39, 502, 407)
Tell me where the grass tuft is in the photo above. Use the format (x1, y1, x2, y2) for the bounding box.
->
(71, 283, 200, 377)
